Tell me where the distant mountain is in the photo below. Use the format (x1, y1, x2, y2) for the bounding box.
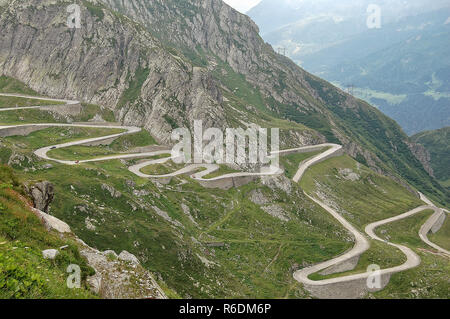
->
(248, 0, 450, 135)
(249, 0, 450, 40)
(412, 127, 450, 189)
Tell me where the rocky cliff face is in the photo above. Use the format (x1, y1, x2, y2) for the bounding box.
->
(103, 0, 327, 113)
(0, 0, 225, 143)
(27, 181, 55, 213)
(406, 141, 434, 177)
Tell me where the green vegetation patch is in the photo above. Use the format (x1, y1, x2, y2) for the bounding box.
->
(82, 0, 104, 21)
(48, 145, 118, 161)
(76, 103, 116, 123)
(2, 127, 125, 153)
(372, 210, 449, 298)
(117, 67, 150, 109)
(0, 165, 95, 299)
(309, 240, 405, 281)
(139, 160, 191, 175)
(280, 149, 328, 179)
(0, 108, 61, 125)
(202, 165, 239, 179)
(300, 155, 424, 228)
(0, 96, 60, 108)
(47, 129, 159, 161)
(0, 76, 39, 95)
(110, 130, 157, 151)
(428, 216, 450, 251)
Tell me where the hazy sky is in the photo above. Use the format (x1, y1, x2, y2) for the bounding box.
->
(223, 0, 262, 13)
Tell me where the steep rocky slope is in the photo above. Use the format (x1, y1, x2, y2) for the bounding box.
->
(0, 164, 165, 299)
(101, 0, 448, 204)
(412, 127, 450, 188)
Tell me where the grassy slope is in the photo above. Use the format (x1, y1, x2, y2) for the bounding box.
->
(110, 130, 157, 150)
(203, 165, 239, 179)
(299, 155, 431, 281)
(309, 240, 405, 281)
(0, 76, 39, 95)
(428, 216, 450, 251)
(372, 210, 450, 298)
(0, 96, 61, 108)
(47, 130, 159, 161)
(48, 145, 121, 161)
(0, 127, 125, 166)
(0, 103, 117, 126)
(301, 155, 424, 228)
(140, 161, 200, 175)
(0, 165, 96, 298)
(280, 149, 328, 179)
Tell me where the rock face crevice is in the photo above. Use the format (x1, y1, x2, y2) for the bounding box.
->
(27, 181, 54, 213)
(406, 141, 434, 177)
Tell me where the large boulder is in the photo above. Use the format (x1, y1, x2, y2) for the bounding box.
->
(32, 208, 71, 233)
(28, 181, 54, 213)
(42, 249, 59, 260)
(118, 251, 140, 266)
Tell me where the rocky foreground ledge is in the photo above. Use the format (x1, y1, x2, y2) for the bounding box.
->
(33, 208, 167, 299)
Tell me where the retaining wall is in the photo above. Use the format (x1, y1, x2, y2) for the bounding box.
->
(319, 255, 361, 276)
(304, 273, 392, 299)
(431, 211, 447, 234)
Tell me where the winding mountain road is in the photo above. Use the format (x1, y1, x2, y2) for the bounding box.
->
(1, 93, 448, 296)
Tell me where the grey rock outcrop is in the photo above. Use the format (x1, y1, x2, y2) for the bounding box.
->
(261, 204, 290, 222)
(33, 208, 71, 233)
(101, 183, 122, 198)
(42, 249, 59, 260)
(28, 181, 54, 213)
(406, 141, 434, 177)
(30, 205, 167, 299)
(118, 250, 140, 266)
(81, 246, 167, 299)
